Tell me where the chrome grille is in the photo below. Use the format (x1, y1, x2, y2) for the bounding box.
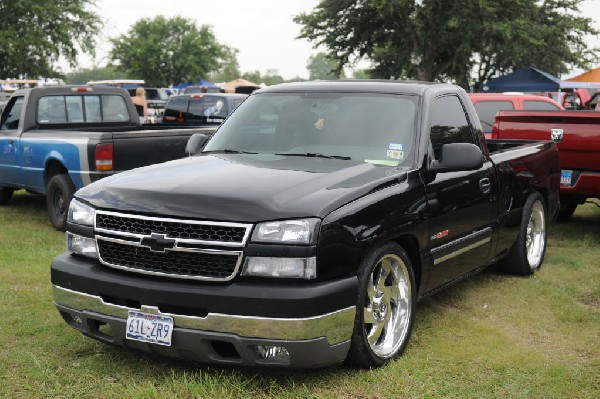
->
(94, 211, 251, 281)
(96, 212, 249, 245)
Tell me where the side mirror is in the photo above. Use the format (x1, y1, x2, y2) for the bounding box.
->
(430, 143, 484, 173)
(185, 133, 209, 156)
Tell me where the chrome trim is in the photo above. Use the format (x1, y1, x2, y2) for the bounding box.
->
(96, 236, 244, 282)
(53, 285, 355, 345)
(431, 227, 492, 266)
(95, 210, 253, 247)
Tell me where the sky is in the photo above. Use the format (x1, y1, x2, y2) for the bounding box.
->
(72, 0, 600, 81)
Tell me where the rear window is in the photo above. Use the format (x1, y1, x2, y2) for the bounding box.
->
(188, 96, 228, 120)
(523, 100, 561, 111)
(473, 100, 515, 133)
(37, 95, 129, 124)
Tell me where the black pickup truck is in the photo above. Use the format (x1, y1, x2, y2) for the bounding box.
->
(0, 86, 215, 229)
(51, 81, 560, 369)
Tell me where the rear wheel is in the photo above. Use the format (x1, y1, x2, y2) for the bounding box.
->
(499, 192, 547, 275)
(46, 174, 75, 231)
(0, 187, 14, 205)
(556, 200, 577, 222)
(346, 242, 416, 368)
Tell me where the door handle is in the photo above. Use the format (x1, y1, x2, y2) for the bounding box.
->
(479, 178, 492, 195)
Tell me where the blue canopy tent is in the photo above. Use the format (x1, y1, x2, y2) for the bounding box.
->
(173, 79, 218, 90)
(482, 67, 600, 92)
(482, 67, 561, 92)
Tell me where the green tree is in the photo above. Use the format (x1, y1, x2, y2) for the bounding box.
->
(307, 52, 344, 80)
(64, 66, 128, 85)
(209, 47, 242, 82)
(109, 16, 232, 87)
(295, 0, 598, 88)
(0, 0, 102, 78)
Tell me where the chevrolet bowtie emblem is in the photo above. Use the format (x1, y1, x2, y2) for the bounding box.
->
(140, 233, 176, 252)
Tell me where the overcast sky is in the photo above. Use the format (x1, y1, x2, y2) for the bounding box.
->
(73, 0, 600, 80)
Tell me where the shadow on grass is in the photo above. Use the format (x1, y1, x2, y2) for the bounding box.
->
(2, 190, 47, 215)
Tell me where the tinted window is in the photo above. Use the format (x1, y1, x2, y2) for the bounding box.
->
(204, 93, 418, 166)
(164, 97, 188, 119)
(523, 100, 561, 111)
(1, 96, 24, 130)
(189, 96, 228, 120)
(37, 95, 129, 124)
(473, 100, 514, 133)
(431, 95, 475, 159)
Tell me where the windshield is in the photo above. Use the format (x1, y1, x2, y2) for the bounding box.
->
(203, 92, 418, 166)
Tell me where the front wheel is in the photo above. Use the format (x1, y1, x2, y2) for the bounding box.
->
(346, 242, 416, 368)
(0, 187, 14, 205)
(499, 192, 547, 275)
(46, 174, 75, 231)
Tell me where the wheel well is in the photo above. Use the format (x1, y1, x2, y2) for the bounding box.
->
(45, 160, 68, 186)
(392, 235, 422, 291)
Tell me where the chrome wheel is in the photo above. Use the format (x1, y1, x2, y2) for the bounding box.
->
(363, 253, 412, 359)
(526, 200, 546, 270)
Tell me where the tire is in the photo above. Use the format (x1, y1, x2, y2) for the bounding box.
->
(499, 192, 547, 276)
(0, 187, 14, 205)
(46, 174, 75, 231)
(556, 200, 577, 222)
(346, 242, 416, 368)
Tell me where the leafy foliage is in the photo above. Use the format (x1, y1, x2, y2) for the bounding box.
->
(109, 16, 233, 87)
(64, 66, 128, 85)
(307, 52, 344, 80)
(295, 0, 598, 88)
(0, 0, 102, 78)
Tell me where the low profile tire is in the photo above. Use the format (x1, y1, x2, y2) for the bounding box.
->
(346, 242, 416, 368)
(0, 187, 14, 205)
(499, 192, 547, 276)
(46, 174, 75, 231)
(556, 200, 577, 222)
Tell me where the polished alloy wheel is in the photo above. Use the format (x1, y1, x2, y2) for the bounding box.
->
(526, 200, 546, 269)
(363, 253, 412, 358)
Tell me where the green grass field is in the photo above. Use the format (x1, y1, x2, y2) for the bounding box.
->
(1, 192, 598, 399)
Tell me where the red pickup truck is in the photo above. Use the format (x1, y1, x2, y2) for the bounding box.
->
(492, 110, 600, 220)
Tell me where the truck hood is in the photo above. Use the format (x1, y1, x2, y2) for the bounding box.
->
(77, 153, 407, 222)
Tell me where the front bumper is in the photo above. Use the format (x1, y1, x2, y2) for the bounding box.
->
(51, 253, 357, 368)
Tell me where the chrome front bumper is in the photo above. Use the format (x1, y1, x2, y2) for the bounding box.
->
(53, 285, 356, 368)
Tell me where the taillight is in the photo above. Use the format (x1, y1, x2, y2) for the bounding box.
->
(95, 143, 113, 171)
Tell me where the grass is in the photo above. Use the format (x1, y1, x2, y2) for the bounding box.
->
(0, 191, 598, 398)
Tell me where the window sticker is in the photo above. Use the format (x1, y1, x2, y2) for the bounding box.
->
(314, 117, 324, 130)
(386, 150, 404, 160)
(388, 142, 403, 151)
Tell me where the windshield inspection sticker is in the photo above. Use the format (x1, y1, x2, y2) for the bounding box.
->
(388, 143, 403, 151)
(314, 117, 325, 130)
(386, 150, 404, 160)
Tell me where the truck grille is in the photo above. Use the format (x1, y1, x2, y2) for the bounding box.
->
(97, 239, 240, 280)
(94, 211, 251, 281)
(96, 213, 248, 244)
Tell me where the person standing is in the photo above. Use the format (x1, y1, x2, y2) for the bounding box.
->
(131, 87, 148, 123)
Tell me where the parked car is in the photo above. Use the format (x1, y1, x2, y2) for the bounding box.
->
(51, 81, 560, 369)
(161, 93, 247, 126)
(182, 85, 224, 94)
(469, 93, 563, 137)
(492, 109, 600, 220)
(0, 86, 217, 229)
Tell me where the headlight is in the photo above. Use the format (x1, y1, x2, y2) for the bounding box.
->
(67, 233, 98, 259)
(68, 198, 95, 226)
(242, 257, 316, 279)
(252, 218, 319, 244)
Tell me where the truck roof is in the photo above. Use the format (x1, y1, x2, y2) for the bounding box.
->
(256, 80, 456, 95)
(11, 85, 130, 97)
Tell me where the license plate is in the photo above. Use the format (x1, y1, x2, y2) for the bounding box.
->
(560, 170, 573, 186)
(126, 311, 173, 346)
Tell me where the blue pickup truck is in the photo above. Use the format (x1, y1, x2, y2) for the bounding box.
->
(0, 86, 215, 230)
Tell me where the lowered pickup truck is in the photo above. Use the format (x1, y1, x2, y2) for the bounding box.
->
(0, 86, 215, 229)
(492, 110, 600, 220)
(51, 81, 560, 369)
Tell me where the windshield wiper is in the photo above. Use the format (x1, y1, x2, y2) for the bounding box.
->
(202, 149, 258, 155)
(275, 152, 352, 160)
